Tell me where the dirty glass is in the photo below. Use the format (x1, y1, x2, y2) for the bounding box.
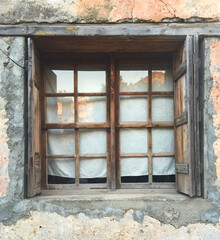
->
(120, 70, 148, 92)
(46, 97, 74, 123)
(78, 96, 106, 123)
(120, 128, 148, 154)
(45, 69, 74, 93)
(47, 129, 75, 155)
(79, 130, 107, 155)
(120, 96, 148, 122)
(152, 69, 173, 92)
(152, 129, 174, 153)
(152, 96, 173, 122)
(78, 70, 106, 93)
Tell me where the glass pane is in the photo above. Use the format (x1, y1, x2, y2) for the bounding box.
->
(120, 157, 148, 177)
(120, 129, 148, 154)
(46, 97, 74, 123)
(78, 96, 106, 123)
(120, 96, 148, 122)
(45, 69, 74, 93)
(78, 70, 106, 93)
(47, 158, 75, 179)
(152, 97, 174, 122)
(120, 70, 148, 92)
(47, 129, 75, 155)
(79, 158, 106, 178)
(79, 130, 107, 154)
(152, 69, 173, 92)
(152, 157, 175, 175)
(152, 129, 174, 153)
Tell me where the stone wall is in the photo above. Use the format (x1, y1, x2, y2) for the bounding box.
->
(0, 1, 220, 239)
(1, 0, 220, 24)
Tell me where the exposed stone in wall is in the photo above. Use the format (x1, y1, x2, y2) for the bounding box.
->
(210, 42, 220, 190)
(0, 211, 219, 240)
(0, 37, 25, 198)
(1, 0, 220, 24)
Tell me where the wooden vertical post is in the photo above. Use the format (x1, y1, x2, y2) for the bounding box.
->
(74, 66, 79, 185)
(148, 65, 152, 183)
(110, 58, 116, 190)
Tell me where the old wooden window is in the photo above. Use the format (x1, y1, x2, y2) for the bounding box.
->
(27, 35, 201, 197)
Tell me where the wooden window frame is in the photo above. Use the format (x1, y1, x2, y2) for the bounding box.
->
(27, 35, 202, 197)
(41, 57, 176, 191)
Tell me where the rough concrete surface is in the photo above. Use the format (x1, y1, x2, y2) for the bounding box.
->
(0, 211, 220, 240)
(1, 0, 220, 24)
(0, 32, 220, 239)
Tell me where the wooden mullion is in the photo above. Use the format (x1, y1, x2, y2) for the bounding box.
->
(41, 65, 47, 189)
(43, 123, 110, 129)
(79, 154, 107, 158)
(115, 62, 120, 188)
(74, 65, 79, 186)
(47, 154, 76, 158)
(78, 92, 106, 96)
(148, 65, 153, 184)
(119, 91, 173, 96)
(120, 153, 148, 158)
(46, 93, 74, 97)
(106, 63, 111, 189)
(117, 122, 174, 128)
(110, 58, 116, 190)
(120, 91, 149, 96)
(152, 153, 175, 157)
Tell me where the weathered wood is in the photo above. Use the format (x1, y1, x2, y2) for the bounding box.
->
(27, 39, 42, 197)
(176, 163, 189, 174)
(2, 23, 220, 37)
(120, 183, 175, 189)
(193, 35, 202, 196)
(175, 111, 188, 126)
(173, 60, 186, 82)
(119, 91, 173, 96)
(43, 123, 110, 129)
(117, 122, 174, 128)
(120, 153, 149, 158)
(110, 58, 116, 190)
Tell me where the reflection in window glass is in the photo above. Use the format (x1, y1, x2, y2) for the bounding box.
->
(120, 129, 148, 154)
(78, 71, 106, 93)
(78, 96, 106, 123)
(152, 97, 173, 122)
(79, 130, 107, 154)
(120, 70, 148, 92)
(45, 69, 74, 93)
(120, 96, 148, 122)
(46, 97, 74, 123)
(152, 69, 173, 92)
(152, 129, 174, 153)
(47, 129, 75, 155)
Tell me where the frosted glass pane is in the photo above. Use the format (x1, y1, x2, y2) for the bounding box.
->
(120, 129, 148, 154)
(48, 158, 75, 178)
(120, 96, 148, 122)
(78, 97, 106, 123)
(79, 130, 107, 154)
(46, 97, 74, 123)
(120, 70, 148, 92)
(120, 157, 148, 176)
(45, 69, 74, 93)
(152, 69, 173, 92)
(152, 129, 174, 153)
(47, 129, 75, 155)
(152, 97, 173, 122)
(80, 158, 106, 178)
(78, 71, 106, 93)
(153, 157, 175, 175)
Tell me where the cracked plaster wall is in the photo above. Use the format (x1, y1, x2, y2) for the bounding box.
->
(0, 0, 220, 24)
(0, 35, 220, 239)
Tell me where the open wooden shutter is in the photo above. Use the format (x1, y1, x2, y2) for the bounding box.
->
(173, 35, 201, 197)
(27, 38, 41, 197)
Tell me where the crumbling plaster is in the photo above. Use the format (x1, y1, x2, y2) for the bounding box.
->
(1, 0, 220, 24)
